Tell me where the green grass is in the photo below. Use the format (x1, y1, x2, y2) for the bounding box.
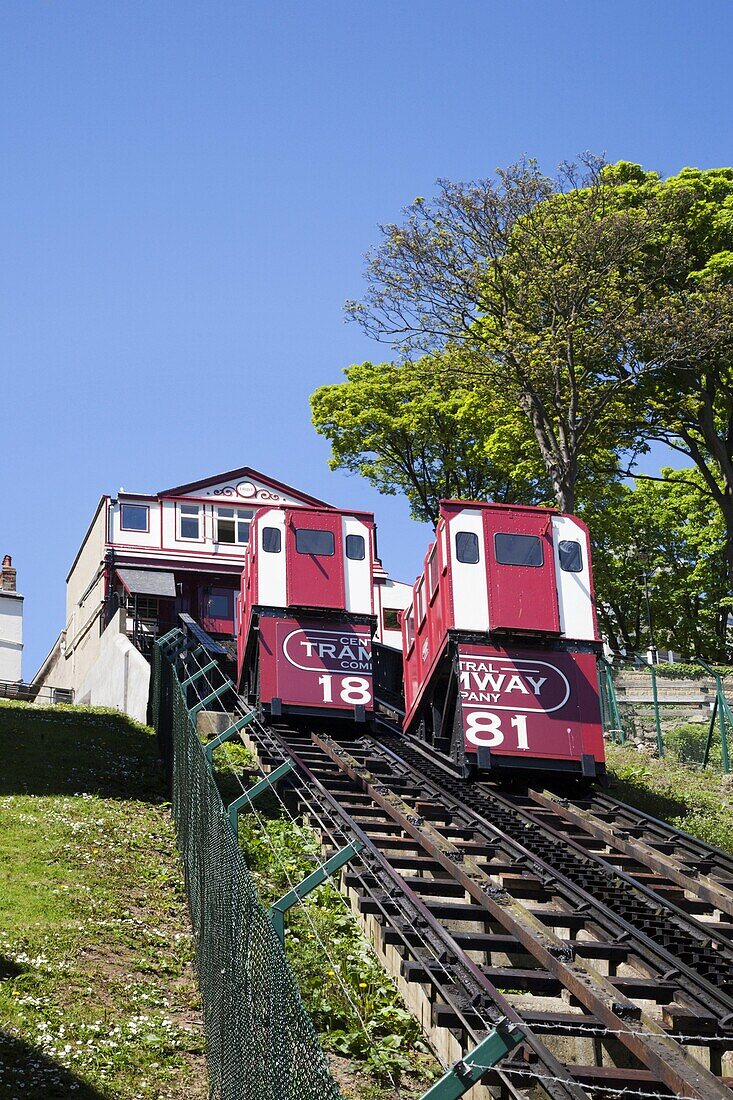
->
(607, 742, 733, 853)
(0, 701, 205, 1099)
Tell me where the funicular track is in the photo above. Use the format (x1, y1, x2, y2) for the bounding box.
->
(234, 709, 733, 1100)
(174, 625, 733, 1099)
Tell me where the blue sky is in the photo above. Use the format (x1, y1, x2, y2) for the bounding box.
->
(2, 1, 731, 677)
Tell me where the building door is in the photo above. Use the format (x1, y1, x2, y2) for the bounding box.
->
(286, 510, 344, 610)
(201, 586, 235, 635)
(483, 509, 560, 634)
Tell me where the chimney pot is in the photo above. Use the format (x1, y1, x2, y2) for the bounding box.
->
(1, 555, 17, 592)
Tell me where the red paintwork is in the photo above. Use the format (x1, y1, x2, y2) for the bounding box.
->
(457, 644, 603, 761)
(482, 508, 560, 634)
(257, 616, 373, 712)
(286, 510, 345, 610)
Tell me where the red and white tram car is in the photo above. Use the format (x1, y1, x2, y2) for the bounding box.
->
(237, 505, 377, 722)
(401, 500, 605, 780)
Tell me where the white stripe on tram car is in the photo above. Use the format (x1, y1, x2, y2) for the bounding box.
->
(257, 509, 287, 608)
(342, 516, 373, 616)
(551, 515, 596, 642)
(448, 509, 490, 632)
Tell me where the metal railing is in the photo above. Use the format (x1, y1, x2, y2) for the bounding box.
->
(0, 680, 74, 705)
(599, 655, 732, 773)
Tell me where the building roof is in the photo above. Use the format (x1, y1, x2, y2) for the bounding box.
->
(158, 465, 331, 507)
(116, 568, 177, 598)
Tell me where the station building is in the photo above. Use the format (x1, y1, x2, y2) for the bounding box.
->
(32, 465, 410, 721)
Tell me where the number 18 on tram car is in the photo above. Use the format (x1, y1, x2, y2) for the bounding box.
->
(401, 500, 605, 780)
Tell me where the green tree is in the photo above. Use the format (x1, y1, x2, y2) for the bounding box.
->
(587, 471, 731, 660)
(611, 166, 733, 581)
(310, 354, 549, 525)
(346, 155, 658, 512)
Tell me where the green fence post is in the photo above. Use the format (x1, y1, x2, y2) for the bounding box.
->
(599, 659, 625, 744)
(696, 658, 731, 775)
(187, 681, 232, 718)
(179, 657, 218, 689)
(203, 711, 258, 765)
(227, 760, 295, 840)
(269, 840, 364, 943)
(417, 1019, 524, 1100)
(718, 691, 731, 775)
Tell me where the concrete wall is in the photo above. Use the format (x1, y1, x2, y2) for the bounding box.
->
(31, 631, 74, 697)
(65, 499, 108, 690)
(0, 592, 23, 682)
(75, 610, 150, 724)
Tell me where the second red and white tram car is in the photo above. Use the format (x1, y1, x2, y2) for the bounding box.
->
(237, 505, 377, 722)
(401, 500, 605, 779)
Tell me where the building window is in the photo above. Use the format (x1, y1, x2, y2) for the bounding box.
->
(345, 534, 365, 560)
(295, 529, 335, 556)
(383, 607, 401, 632)
(405, 605, 415, 648)
(428, 546, 439, 595)
(558, 540, 583, 572)
(120, 504, 149, 532)
(130, 596, 159, 620)
(455, 531, 479, 564)
(416, 579, 426, 625)
(179, 503, 201, 540)
(262, 527, 281, 553)
(205, 592, 233, 619)
(216, 507, 254, 545)
(494, 532, 544, 567)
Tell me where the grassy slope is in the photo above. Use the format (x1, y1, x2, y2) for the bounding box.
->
(607, 742, 733, 853)
(0, 702, 205, 1100)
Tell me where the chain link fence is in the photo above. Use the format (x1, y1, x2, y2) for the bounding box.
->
(599, 655, 733, 772)
(151, 638, 343, 1100)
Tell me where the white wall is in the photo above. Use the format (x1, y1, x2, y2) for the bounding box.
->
(76, 610, 150, 724)
(0, 593, 23, 682)
(65, 500, 108, 689)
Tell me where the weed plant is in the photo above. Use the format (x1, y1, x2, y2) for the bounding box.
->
(211, 743, 438, 1096)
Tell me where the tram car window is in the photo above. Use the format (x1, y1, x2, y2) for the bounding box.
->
(401, 499, 605, 782)
(237, 505, 377, 723)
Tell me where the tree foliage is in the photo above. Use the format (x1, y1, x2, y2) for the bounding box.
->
(310, 354, 549, 525)
(346, 156, 660, 511)
(587, 471, 731, 661)
(314, 155, 733, 659)
(610, 166, 733, 578)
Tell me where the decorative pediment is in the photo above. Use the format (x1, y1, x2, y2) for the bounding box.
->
(158, 466, 330, 509)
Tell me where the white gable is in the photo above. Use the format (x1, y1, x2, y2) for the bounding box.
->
(178, 474, 313, 507)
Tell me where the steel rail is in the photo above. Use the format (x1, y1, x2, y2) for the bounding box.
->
(524, 788, 733, 920)
(379, 723, 733, 1000)
(587, 791, 733, 882)
(247, 720, 587, 1100)
(313, 731, 733, 1100)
